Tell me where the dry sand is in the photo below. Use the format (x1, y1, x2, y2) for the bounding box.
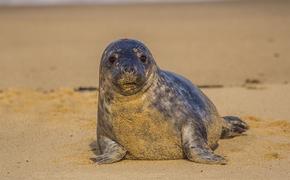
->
(1, 1, 290, 180)
(1, 86, 290, 180)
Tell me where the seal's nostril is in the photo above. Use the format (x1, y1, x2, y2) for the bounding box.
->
(124, 66, 135, 74)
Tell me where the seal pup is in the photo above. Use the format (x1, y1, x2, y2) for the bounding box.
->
(96, 39, 248, 165)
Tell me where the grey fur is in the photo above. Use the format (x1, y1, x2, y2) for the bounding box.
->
(95, 39, 248, 165)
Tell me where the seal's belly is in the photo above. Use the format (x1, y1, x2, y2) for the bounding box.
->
(111, 103, 183, 160)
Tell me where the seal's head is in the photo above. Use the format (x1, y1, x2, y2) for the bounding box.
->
(100, 39, 158, 96)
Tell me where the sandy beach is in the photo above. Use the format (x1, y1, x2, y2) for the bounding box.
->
(1, 86, 290, 179)
(0, 1, 290, 179)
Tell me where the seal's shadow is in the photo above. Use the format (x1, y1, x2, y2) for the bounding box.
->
(89, 140, 100, 163)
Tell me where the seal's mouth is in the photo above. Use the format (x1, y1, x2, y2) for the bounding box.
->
(111, 65, 157, 96)
(116, 73, 143, 90)
(120, 81, 139, 90)
(122, 81, 138, 86)
(112, 78, 145, 96)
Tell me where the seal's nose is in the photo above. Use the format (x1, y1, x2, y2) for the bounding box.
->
(121, 61, 137, 75)
(123, 66, 135, 74)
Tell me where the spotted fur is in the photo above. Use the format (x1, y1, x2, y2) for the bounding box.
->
(95, 39, 248, 165)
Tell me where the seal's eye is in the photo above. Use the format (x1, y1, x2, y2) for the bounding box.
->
(108, 55, 117, 64)
(139, 55, 147, 64)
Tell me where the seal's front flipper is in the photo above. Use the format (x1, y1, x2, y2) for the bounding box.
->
(221, 116, 249, 139)
(182, 123, 227, 165)
(95, 136, 127, 165)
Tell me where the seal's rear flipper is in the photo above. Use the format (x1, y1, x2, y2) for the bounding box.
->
(221, 116, 249, 139)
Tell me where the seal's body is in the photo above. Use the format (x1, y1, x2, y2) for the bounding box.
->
(96, 39, 248, 165)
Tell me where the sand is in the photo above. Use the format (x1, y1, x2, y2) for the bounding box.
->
(1, 86, 290, 180)
(1, 1, 290, 180)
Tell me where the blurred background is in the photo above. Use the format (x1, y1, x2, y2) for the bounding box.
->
(0, 0, 289, 89)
